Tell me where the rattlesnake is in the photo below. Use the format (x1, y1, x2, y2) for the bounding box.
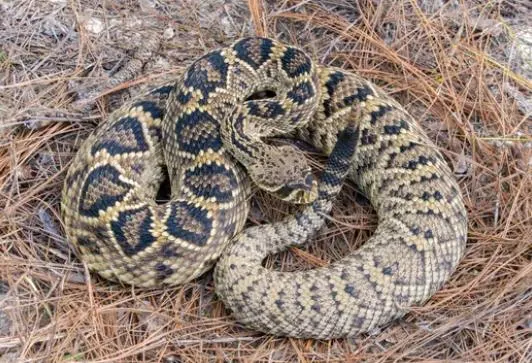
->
(61, 37, 468, 338)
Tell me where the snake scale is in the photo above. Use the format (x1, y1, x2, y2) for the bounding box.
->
(61, 37, 468, 339)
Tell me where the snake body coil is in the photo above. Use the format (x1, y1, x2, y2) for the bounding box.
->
(61, 37, 467, 338)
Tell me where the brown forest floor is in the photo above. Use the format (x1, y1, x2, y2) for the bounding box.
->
(1, 0, 531, 362)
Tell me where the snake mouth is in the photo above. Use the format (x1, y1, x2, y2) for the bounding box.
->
(288, 173, 315, 192)
(274, 173, 318, 204)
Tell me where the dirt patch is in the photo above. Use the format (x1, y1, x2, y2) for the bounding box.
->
(1, 0, 530, 361)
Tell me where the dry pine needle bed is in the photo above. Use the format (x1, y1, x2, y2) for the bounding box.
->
(1, 0, 531, 362)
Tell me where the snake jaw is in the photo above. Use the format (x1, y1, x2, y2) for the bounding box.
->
(276, 172, 318, 204)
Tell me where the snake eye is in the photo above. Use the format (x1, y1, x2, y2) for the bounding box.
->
(304, 173, 314, 190)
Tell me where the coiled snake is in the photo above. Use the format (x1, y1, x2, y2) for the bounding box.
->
(61, 37, 467, 339)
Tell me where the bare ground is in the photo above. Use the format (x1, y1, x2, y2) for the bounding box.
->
(1, 0, 531, 362)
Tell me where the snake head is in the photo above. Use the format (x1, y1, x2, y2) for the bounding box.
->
(247, 145, 318, 205)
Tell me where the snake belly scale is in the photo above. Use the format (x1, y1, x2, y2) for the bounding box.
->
(61, 37, 468, 338)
